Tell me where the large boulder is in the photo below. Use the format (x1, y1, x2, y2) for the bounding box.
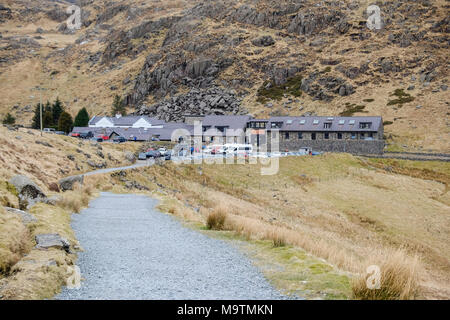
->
(9, 175, 47, 209)
(59, 175, 84, 192)
(35, 233, 70, 253)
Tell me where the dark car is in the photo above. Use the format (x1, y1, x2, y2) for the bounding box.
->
(92, 137, 103, 142)
(113, 136, 127, 143)
(164, 153, 171, 161)
(80, 131, 94, 139)
(146, 150, 161, 158)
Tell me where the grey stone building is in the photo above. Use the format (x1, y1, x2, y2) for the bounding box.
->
(250, 116, 384, 154)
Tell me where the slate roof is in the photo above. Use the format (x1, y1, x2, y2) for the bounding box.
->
(267, 116, 383, 132)
(202, 115, 251, 129)
(88, 115, 165, 126)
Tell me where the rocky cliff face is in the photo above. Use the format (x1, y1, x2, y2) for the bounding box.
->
(0, 0, 448, 150)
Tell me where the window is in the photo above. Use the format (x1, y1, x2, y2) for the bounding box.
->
(217, 126, 228, 133)
(311, 133, 316, 140)
(337, 133, 343, 139)
(286, 120, 293, 125)
(298, 132, 303, 139)
(324, 122, 332, 129)
(313, 119, 319, 125)
(360, 133, 365, 139)
(338, 120, 345, 125)
(203, 126, 211, 132)
(351, 133, 356, 139)
(359, 122, 372, 129)
(300, 119, 306, 124)
(349, 120, 355, 125)
(324, 132, 329, 139)
(271, 122, 283, 129)
(284, 132, 290, 139)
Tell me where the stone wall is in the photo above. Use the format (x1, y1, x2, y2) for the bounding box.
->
(265, 131, 384, 154)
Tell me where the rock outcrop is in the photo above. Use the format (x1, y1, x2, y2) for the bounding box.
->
(59, 175, 84, 192)
(9, 175, 47, 209)
(137, 87, 244, 122)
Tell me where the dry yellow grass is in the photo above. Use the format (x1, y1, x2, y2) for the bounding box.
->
(0, 207, 32, 275)
(140, 154, 449, 299)
(352, 249, 421, 300)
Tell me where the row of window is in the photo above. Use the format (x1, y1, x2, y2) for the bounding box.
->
(283, 132, 374, 140)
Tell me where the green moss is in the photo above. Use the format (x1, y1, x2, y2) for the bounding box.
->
(387, 89, 415, 106)
(383, 121, 393, 126)
(321, 66, 332, 73)
(256, 74, 303, 104)
(363, 98, 374, 103)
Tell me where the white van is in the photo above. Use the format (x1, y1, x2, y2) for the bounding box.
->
(224, 144, 253, 155)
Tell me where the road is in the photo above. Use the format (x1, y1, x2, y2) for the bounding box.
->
(56, 192, 285, 299)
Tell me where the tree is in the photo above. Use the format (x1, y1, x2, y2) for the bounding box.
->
(73, 107, 90, 127)
(58, 111, 73, 134)
(2, 113, 15, 125)
(31, 103, 43, 129)
(43, 111, 54, 128)
(111, 95, 126, 116)
(52, 97, 64, 125)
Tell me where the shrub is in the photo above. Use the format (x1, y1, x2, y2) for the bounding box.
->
(352, 249, 421, 300)
(2, 113, 15, 125)
(206, 207, 227, 230)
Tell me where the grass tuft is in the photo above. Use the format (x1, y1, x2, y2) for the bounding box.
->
(206, 207, 227, 230)
(352, 249, 421, 300)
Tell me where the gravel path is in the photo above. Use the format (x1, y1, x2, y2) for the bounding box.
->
(57, 192, 284, 300)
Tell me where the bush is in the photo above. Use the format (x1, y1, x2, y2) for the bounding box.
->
(206, 207, 227, 230)
(2, 113, 15, 125)
(352, 249, 421, 300)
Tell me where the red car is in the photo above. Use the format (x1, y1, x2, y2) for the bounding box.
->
(70, 132, 80, 137)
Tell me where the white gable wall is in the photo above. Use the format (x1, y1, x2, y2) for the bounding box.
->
(132, 117, 163, 129)
(89, 117, 114, 128)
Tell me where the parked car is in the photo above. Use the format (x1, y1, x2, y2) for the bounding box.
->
(113, 136, 127, 143)
(91, 137, 103, 142)
(146, 150, 161, 158)
(158, 147, 168, 156)
(54, 131, 66, 135)
(70, 132, 81, 138)
(164, 153, 171, 160)
(80, 131, 94, 139)
(138, 153, 147, 160)
(43, 128, 55, 133)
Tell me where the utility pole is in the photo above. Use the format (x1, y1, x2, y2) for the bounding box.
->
(39, 88, 43, 136)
